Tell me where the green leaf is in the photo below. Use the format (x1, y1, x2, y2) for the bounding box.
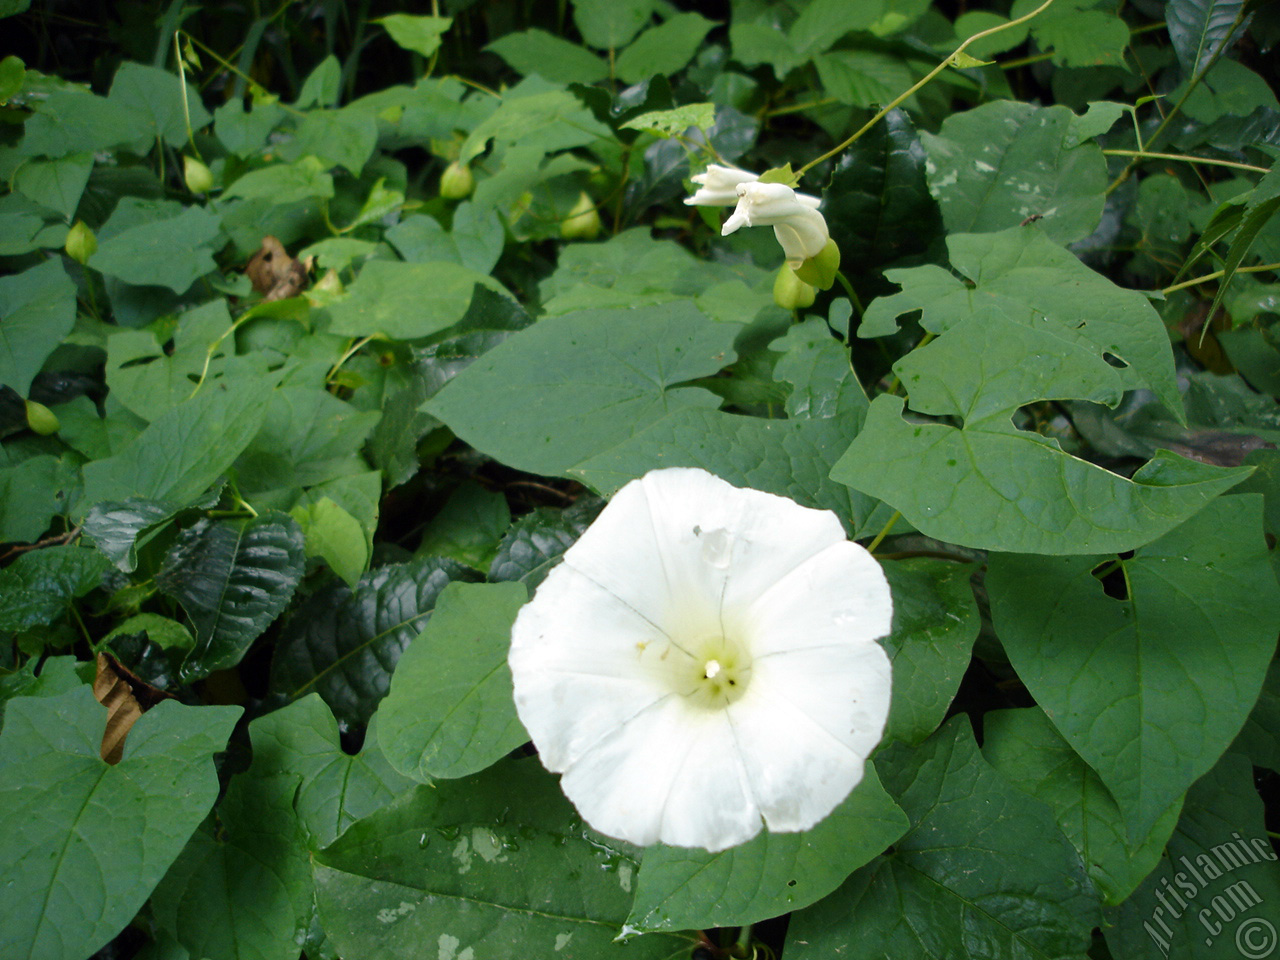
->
(814, 50, 919, 109)
(574, 407, 886, 538)
(12, 152, 92, 220)
(573, 0, 656, 49)
(823, 109, 942, 275)
(150, 773, 312, 960)
(428, 303, 736, 477)
(459, 87, 612, 165)
(1233, 659, 1280, 772)
(416, 481, 511, 571)
(296, 56, 340, 109)
(0, 657, 84, 728)
(615, 13, 716, 83)
(283, 106, 378, 177)
(0, 54, 25, 100)
(1013, 0, 1130, 68)
(80, 378, 275, 515)
(102, 613, 195, 652)
(0, 688, 240, 960)
(1165, 0, 1246, 77)
(1104, 751, 1280, 959)
(919, 100, 1108, 243)
(832, 395, 1250, 554)
(785, 718, 1099, 959)
(987, 495, 1280, 841)
(0, 259, 75, 397)
(270, 557, 480, 725)
(19, 89, 146, 158)
(860, 228, 1183, 419)
(773, 317, 870, 420)
(0, 452, 78, 545)
(248, 695, 416, 848)
(90, 202, 222, 293)
(82, 493, 207, 573)
(385, 203, 505, 275)
(326, 260, 505, 340)
(486, 29, 609, 84)
(983, 707, 1182, 905)
(312, 760, 690, 960)
(378, 581, 529, 781)
(291, 497, 369, 588)
(790, 0, 882, 56)
(223, 155, 335, 203)
(107, 61, 211, 148)
(377, 14, 453, 57)
(0, 546, 110, 632)
(628, 762, 908, 932)
(156, 512, 306, 681)
(880, 558, 979, 745)
(487, 500, 603, 590)
(619, 102, 716, 138)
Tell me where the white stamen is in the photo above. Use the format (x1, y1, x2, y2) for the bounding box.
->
(704, 659, 722, 679)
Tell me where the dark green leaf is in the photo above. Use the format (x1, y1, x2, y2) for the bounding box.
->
(377, 14, 452, 57)
(486, 30, 609, 84)
(1165, 0, 1247, 77)
(312, 760, 690, 960)
(90, 202, 222, 294)
(1233, 659, 1280, 772)
(785, 718, 1099, 959)
(573, 0, 657, 50)
(0, 688, 240, 960)
(0, 452, 77, 544)
(107, 61, 211, 148)
(488, 499, 602, 590)
(416, 482, 510, 571)
(270, 557, 479, 725)
(0, 545, 110, 632)
(773, 317, 870, 420)
(12, 152, 92, 220)
(987, 495, 1280, 841)
(378, 581, 529, 781)
(157, 512, 306, 681)
(0, 259, 75, 397)
(326, 260, 506, 341)
(615, 13, 716, 83)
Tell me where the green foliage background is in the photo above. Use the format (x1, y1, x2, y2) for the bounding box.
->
(1, 0, 1278, 958)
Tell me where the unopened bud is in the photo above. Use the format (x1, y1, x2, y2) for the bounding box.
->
(183, 155, 214, 194)
(65, 220, 96, 264)
(313, 268, 344, 295)
(439, 160, 474, 199)
(560, 191, 601, 240)
(793, 238, 841, 291)
(25, 399, 59, 435)
(773, 265, 816, 311)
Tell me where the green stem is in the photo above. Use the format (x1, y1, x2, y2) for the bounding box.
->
(1102, 149, 1268, 175)
(1162, 260, 1280, 295)
(173, 34, 199, 157)
(865, 511, 901, 554)
(794, 0, 1058, 180)
(834, 269, 860, 310)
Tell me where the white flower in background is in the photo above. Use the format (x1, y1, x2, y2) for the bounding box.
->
(685, 164, 822, 209)
(722, 180, 831, 267)
(508, 467, 893, 853)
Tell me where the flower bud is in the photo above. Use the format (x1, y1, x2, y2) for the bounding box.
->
(313, 268, 344, 295)
(560, 191, 601, 240)
(793, 238, 841, 291)
(773, 266, 816, 310)
(64, 220, 96, 265)
(25, 399, 59, 436)
(183, 155, 214, 194)
(439, 160, 474, 199)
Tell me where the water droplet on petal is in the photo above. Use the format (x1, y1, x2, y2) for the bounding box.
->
(700, 527, 733, 568)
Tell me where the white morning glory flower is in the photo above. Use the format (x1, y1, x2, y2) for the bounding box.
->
(508, 467, 893, 853)
(721, 180, 831, 267)
(685, 164, 823, 209)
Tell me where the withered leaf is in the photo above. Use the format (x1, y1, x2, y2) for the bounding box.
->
(246, 236, 312, 302)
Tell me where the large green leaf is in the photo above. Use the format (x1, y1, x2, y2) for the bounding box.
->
(572, 0, 656, 50)
(983, 707, 1182, 905)
(0, 259, 75, 397)
(248, 695, 416, 848)
(820, 109, 942, 276)
(0, 452, 78, 543)
(880, 558, 979, 746)
(107, 61, 211, 148)
(414, 481, 511, 571)
(486, 29, 609, 84)
(11, 152, 92, 220)
(487, 500, 602, 590)
(156, 512, 306, 681)
(1165, 0, 1246, 77)
(987, 495, 1280, 842)
(772, 316, 870, 420)
(0, 688, 240, 960)
(378, 581, 529, 782)
(270, 557, 479, 725)
(919, 101, 1108, 243)
(832, 395, 1249, 554)
(627, 762, 908, 933)
(0, 546, 110, 632)
(385, 204, 505, 275)
(860, 228, 1183, 418)
(615, 13, 715, 83)
(79, 377, 275, 515)
(1105, 751, 1280, 959)
(150, 773, 312, 960)
(325, 260, 505, 341)
(574, 407, 887, 537)
(18, 88, 146, 158)
(313, 760, 691, 960)
(1233, 659, 1280, 772)
(90, 202, 222, 294)
(785, 718, 1099, 959)
(427, 302, 737, 477)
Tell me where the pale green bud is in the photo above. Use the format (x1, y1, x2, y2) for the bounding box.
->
(773, 265, 816, 311)
(64, 220, 96, 265)
(439, 160, 474, 199)
(560, 191, 602, 240)
(183, 155, 214, 194)
(793, 237, 841, 291)
(25, 399, 59, 436)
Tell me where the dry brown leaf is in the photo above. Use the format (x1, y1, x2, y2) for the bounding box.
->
(93, 654, 143, 765)
(246, 235, 313, 301)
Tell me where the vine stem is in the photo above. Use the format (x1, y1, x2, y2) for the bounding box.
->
(865, 511, 901, 554)
(1102, 149, 1269, 175)
(793, 0, 1058, 180)
(1162, 261, 1280, 296)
